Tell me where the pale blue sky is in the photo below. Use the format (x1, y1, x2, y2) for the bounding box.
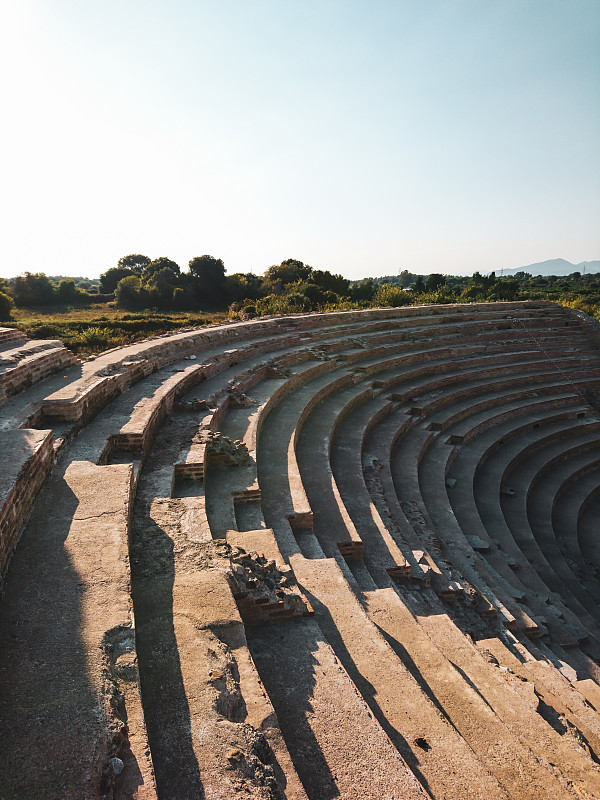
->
(1, 0, 598, 279)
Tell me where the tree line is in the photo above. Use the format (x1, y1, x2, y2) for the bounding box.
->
(1, 255, 599, 323)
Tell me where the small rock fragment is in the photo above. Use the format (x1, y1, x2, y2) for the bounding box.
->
(109, 756, 124, 774)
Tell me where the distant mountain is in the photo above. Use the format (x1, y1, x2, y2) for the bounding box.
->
(488, 259, 600, 277)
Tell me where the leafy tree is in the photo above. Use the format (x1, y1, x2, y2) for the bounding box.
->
(255, 292, 310, 315)
(349, 278, 377, 302)
(117, 254, 151, 274)
(487, 278, 519, 301)
(284, 292, 312, 312)
(322, 290, 341, 305)
(283, 280, 327, 309)
(466, 271, 496, 292)
(263, 259, 312, 294)
(425, 273, 446, 292)
(11, 272, 56, 306)
(100, 267, 135, 293)
(302, 282, 327, 307)
(143, 257, 180, 280)
(188, 254, 224, 281)
(311, 269, 350, 295)
(226, 273, 263, 303)
(398, 269, 416, 288)
(413, 276, 426, 293)
(56, 279, 81, 305)
(188, 255, 226, 307)
(0, 291, 13, 320)
(467, 271, 484, 286)
(115, 275, 147, 310)
(145, 266, 183, 309)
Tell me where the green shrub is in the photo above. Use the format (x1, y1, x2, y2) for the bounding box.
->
(12, 272, 56, 306)
(373, 285, 411, 307)
(415, 287, 457, 305)
(115, 275, 147, 310)
(0, 291, 13, 320)
(78, 326, 113, 346)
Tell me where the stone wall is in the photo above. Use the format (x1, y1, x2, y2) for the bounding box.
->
(0, 429, 54, 585)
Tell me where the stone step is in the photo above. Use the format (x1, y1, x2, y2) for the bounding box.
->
(0, 461, 156, 798)
(290, 555, 508, 800)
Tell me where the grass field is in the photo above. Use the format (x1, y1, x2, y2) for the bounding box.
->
(7, 302, 228, 355)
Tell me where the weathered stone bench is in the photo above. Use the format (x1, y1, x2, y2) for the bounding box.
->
(0, 428, 54, 585)
(0, 335, 77, 404)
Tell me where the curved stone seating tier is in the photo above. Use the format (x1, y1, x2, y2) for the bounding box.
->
(3, 303, 600, 799)
(354, 366, 596, 636)
(0, 327, 27, 348)
(391, 418, 539, 626)
(432, 405, 591, 613)
(299, 384, 544, 652)
(127, 414, 312, 800)
(250, 366, 569, 798)
(359, 587, 600, 795)
(430, 385, 596, 441)
(421, 401, 594, 592)
(204, 319, 596, 795)
(502, 432, 600, 634)
(552, 468, 600, 591)
(88, 315, 512, 562)
(467, 421, 600, 646)
(253, 330, 585, 568)
(33, 304, 514, 423)
(449, 418, 592, 613)
(532, 451, 600, 612)
(233, 312, 600, 648)
(204, 358, 330, 541)
(332, 346, 600, 652)
(96, 335, 309, 472)
(246, 319, 600, 796)
(379, 401, 600, 688)
(332, 393, 467, 594)
(578, 486, 600, 573)
(126, 354, 434, 797)
(0, 335, 77, 405)
(32, 303, 578, 428)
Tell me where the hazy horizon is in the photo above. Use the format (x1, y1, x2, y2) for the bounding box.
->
(1, 1, 598, 281)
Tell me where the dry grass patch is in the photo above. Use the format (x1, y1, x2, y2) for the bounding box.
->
(9, 303, 228, 355)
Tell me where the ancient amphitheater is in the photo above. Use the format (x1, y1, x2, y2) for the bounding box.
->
(2, 300, 600, 800)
